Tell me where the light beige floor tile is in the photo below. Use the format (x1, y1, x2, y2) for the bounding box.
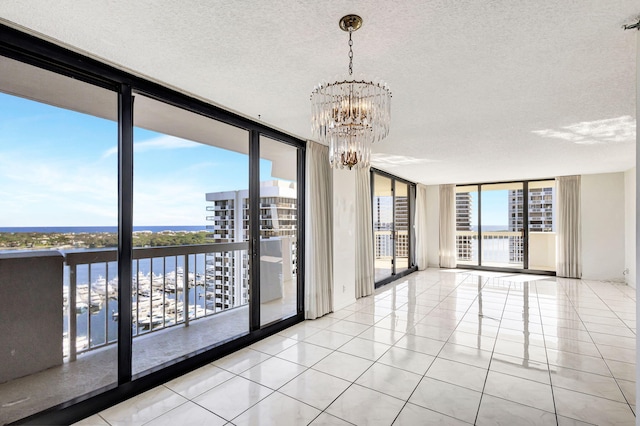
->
(312, 351, 374, 382)
(484, 371, 554, 412)
(275, 341, 333, 367)
(409, 323, 456, 341)
(307, 315, 343, 329)
(249, 334, 298, 355)
(239, 356, 307, 389)
(326, 384, 405, 426)
(394, 334, 446, 356)
(279, 369, 351, 410)
(589, 331, 635, 349)
(409, 377, 482, 424)
(377, 346, 435, 375)
(544, 327, 594, 342)
(489, 352, 550, 384)
(143, 401, 226, 426)
(393, 402, 470, 425)
(100, 386, 187, 426)
(553, 387, 636, 425)
(355, 362, 422, 400)
(550, 367, 626, 402)
(308, 412, 354, 425)
(476, 394, 556, 426)
(337, 337, 391, 361)
(596, 344, 636, 364)
(164, 364, 234, 399)
(304, 329, 354, 350)
(212, 348, 271, 374)
(493, 339, 548, 363)
(547, 349, 611, 376)
(325, 320, 371, 336)
(617, 379, 636, 406)
(426, 357, 488, 392)
(439, 342, 493, 369)
(556, 415, 597, 426)
(343, 312, 380, 326)
(448, 329, 496, 351)
(277, 322, 323, 340)
(604, 359, 635, 381)
(357, 326, 406, 345)
(582, 322, 635, 338)
(326, 310, 356, 320)
(192, 376, 272, 421)
(72, 414, 109, 425)
(231, 392, 320, 426)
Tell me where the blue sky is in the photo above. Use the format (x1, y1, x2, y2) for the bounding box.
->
(0, 93, 277, 226)
(469, 190, 508, 228)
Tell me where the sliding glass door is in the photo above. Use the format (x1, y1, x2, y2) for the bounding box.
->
(0, 28, 305, 424)
(481, 182, 524, 269)
(372, 170, 416, 286)
(455, 180, 556, 273)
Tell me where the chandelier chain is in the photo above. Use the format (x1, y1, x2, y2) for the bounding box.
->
(348, 27, 353, 76)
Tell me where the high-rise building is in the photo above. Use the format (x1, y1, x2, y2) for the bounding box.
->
(456, 192, 473, 260)
(373, 195, 409, 259)
(204, 180, 297, 311)
(508, 187, 555, 261)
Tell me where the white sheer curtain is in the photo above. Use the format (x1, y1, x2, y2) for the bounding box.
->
(355, 166, 374, 298)
(415, 184, 429, 270)
(439, 184, 457, 268)
(556, 175, 582, 278)
(304, 141, 333, 319)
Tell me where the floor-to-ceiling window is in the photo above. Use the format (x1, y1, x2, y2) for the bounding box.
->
(455, 180, 556, 273)
(131, 93, 253, 377)
(371, 169, 417, 286)
(0, 55, 120, 424)
(0, 24, 305, 425)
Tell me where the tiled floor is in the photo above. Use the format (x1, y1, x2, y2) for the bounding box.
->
(74, 269, 637, 425)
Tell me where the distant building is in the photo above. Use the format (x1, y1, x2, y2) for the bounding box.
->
(204, 180, 297, 311)
(373, 195, 409, 260)
(455, 192, 473, 261)
(508, 186, 555, 262)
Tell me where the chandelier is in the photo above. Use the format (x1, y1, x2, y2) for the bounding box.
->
(310, 15, 391, 170)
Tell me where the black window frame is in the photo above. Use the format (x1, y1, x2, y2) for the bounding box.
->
(0, 23, 305, 425)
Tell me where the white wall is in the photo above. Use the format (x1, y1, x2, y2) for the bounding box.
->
(624, 167, 636, 288)
(426, 185, 440, 268)
(581, 172, 626, 282)
(332, 169, 357, 310)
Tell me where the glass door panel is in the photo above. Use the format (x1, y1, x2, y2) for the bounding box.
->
(480, 182, 524, 269)
(394, 182, 410, 272)
(373, 174, 393, 281)
(527, 180, 556, 271)
(132, 93, 250, 376)
(456, 185, 479, 266)
(258, 136, 298, 326)
(0, 56, 118, 423)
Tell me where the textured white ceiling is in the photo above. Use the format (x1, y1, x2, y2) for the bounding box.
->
(0, 1, 637, 184)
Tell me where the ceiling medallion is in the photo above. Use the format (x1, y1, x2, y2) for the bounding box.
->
(310, 14, 392, 170)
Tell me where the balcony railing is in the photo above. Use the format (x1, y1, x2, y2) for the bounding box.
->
(456, 230, 556, 270)
(456, 231, 523, 264)
(64, 242, 248, 361)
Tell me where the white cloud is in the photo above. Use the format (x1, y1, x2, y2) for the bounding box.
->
(101, 135, 199, 158)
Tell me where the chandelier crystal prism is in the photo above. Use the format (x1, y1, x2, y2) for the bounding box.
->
(310, 14, 391, 170)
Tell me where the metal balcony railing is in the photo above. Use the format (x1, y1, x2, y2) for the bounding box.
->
(64, 242, 248, 361)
